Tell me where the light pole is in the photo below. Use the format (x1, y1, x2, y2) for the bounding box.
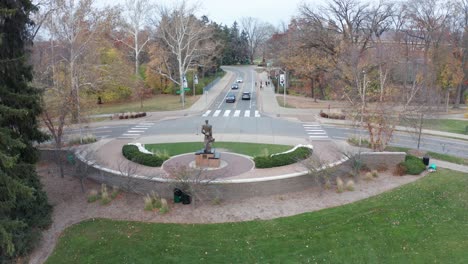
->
(359, 70, 367, 147)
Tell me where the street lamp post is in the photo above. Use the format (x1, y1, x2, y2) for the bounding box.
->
(359, 70, 367, 147)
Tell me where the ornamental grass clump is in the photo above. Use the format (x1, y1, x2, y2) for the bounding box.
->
(111, 186, 120, 199)
(336, 177, 344, 193)
(100, 184, 111, 205)
(364, 172, 373, 181)
(346, 180, 355, 191)
(144, 195, 154, 211)
(371, 170, 379, 178)
(160, 199, 169, 214)
(87, 189, 99, 203)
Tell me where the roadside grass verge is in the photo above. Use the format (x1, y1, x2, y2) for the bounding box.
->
(144, 142, 292, 157)
(276, 96, 296, 108)
(90, 94, 200, 115)
(46, 169, 468, 263)
(384, 146, 468, 166)
(401, 118, 468, 135)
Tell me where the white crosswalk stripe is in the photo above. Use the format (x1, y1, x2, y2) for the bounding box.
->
(303, 122, 329, 140)
(202, 110, 211, 117)
(213, 110, 222, 117)
(200, 109, 262, 118)
(119, 123, 155, 139)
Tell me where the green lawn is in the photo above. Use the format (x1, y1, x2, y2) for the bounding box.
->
(144, 142, 292, 157)
(384, 146, 468, 166)
(401, 119, 468, 135)
(90, 94, 200, 115)
(46, 170, 468, 263)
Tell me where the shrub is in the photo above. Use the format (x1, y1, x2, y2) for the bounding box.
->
(394, 163, 407, 176)
(254, 147, 312, 168)
(68, 133, 97, 145)
(87, 189, 99, 203)
(122, 145, 165, 167)
(401, 155, 426, 175)
(371, 170, 379, 178)
(100, 184, 111, 205)
(364, 172, 373, 181)
(324, 179, 332, 190)
(111, 186, 120, 199)
(346, 180, 355, 191)
(336, 177, 344, 193)
(160, 199, 169, 214)
(144, 194, 154, 211)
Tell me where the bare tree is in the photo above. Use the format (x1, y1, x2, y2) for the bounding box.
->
(116, 158, 141, 194)
(153, 1, 215, 108)
(240, 17, 274, 64)
(73, 148, 97, 193)
(45, 0, 107, 125)
(300, 155, 337, 195)
(115, 0, 153, 76)
(164, 165, 220, 207)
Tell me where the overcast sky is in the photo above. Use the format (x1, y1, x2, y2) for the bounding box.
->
(98, 0, 327, 28)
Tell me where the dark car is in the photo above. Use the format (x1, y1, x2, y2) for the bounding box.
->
(231, 83, 239, 89)
(226, 93, 236, 103)
(241, 92, 251, 100)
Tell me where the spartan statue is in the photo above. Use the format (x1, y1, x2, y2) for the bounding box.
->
(201, 120, 215, 153)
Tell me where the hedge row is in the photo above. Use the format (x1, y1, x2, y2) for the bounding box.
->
(122, 145, 165, 167)
(398, 155, 426, 175)
(254, 147, 312, 168)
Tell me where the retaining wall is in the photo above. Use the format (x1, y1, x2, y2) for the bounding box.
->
(39, 149, 405, 201)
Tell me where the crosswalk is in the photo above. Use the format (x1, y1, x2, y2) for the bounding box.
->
(202, 109, 261, 118)
(303, 122, 329, 140)
(118, 122, 154, 139)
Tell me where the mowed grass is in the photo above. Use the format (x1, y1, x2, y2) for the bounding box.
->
(401, 118, 468, 135)
(144, 142, 292, 157)
(46, 170, 468, 263)
(91, 94, 200, 115)
(384, 146, 468, 166)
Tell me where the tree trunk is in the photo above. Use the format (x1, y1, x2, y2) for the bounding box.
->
(310, 77, 315, 102)
(54, 143, 64, 178)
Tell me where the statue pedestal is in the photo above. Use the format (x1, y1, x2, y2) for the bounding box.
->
(195, 149, 220, 168)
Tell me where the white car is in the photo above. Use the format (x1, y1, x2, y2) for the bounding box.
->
(236, 78, 243, 83)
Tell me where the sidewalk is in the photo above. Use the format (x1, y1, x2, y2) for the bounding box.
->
(431, 159, 468, 173)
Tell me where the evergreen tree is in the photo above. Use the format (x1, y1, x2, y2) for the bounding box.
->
(0, 0, 52, 262)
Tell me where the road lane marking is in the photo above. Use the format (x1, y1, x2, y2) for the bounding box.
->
(255, 111, 260, 117)
(234, 110, 241, 117)
(213, 110, 221, 117)
(244, 110, 250, 117)
(223, 110, 231, 117)
(202, 110, 211, 117)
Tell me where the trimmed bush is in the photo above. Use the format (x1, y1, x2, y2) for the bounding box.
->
(122, 145, 165, 167)
(345, 180, 355, 191)
(336, 177, 344, 193)
(399, 155, 426, 175)
(254, 147, 312, 168)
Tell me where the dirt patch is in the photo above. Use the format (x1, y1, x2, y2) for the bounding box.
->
(29, 161, 426, 264)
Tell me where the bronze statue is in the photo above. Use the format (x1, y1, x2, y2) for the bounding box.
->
(201, 120, 215, 153)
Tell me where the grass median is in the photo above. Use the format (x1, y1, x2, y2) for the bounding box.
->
(46, 169, 468, 263)
(144, 142, 292, 157)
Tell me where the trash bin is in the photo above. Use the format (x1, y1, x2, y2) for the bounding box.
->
(173, 188, 183, 203)
(181, 192, 191, 205)
(422, 155, 430, 166)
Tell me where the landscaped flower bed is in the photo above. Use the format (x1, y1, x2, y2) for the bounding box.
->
(122, 144, 166, 167)
(254, 146, 313, 168)
(118, 112, 147, 119)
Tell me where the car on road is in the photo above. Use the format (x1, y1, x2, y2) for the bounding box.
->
(241, 92, 251, 100)
(231, 83, 239, 89)
(236, 77, 243, 83)
(225, 93, 236, 103)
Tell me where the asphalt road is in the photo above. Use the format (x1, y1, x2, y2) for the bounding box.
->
(63, 65, 468, 159)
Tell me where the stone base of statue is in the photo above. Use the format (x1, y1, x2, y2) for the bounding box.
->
(195, 149, 220, 168)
